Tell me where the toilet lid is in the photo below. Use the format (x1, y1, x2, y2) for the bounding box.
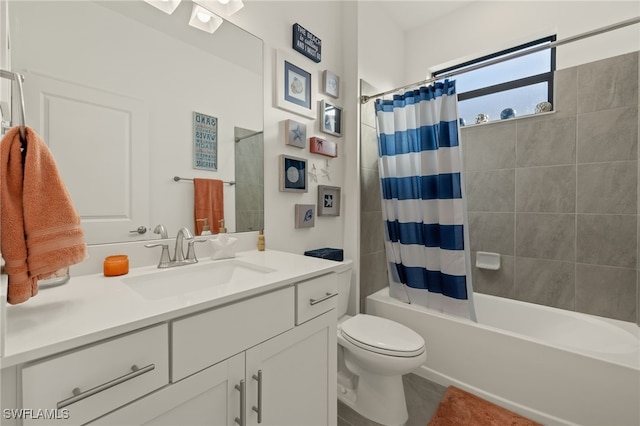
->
(340, 314, 425, 357)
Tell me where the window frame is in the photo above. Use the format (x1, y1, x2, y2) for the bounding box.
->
(432, 35, 557, 108)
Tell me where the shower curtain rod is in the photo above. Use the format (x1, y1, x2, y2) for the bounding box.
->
(360, 16, 640, 104)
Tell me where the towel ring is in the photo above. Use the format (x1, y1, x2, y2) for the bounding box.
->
(0, 70, 27, 143)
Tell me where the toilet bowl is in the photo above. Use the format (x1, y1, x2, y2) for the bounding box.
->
(337, 313, 426, 426)
(335, 267, 426, 426)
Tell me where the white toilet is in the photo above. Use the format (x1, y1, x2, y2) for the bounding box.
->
(336, 269, 426, 426)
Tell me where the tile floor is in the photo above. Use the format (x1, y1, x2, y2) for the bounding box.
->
(337, 373, 446, 426)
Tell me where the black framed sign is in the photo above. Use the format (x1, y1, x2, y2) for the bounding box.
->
(292, 23, 321, 63)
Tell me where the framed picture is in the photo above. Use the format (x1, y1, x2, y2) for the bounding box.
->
(279, 154, 308, 192)
(309, 136, 337, 158)
(192, 111, 217, 171)
(323, 70, 339, 98)
(320, 100, 342, 137)
(317, 185, 341, 216)
(284, 119, 306, 148)
(294, 204, 316, 228)
(275, 50, 315, 119)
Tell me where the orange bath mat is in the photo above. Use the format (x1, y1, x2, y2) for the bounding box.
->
(428, 386, 542, 426)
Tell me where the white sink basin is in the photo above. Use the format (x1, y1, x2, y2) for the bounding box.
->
(122, 259, 276, 300)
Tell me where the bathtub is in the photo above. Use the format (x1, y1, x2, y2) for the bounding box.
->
(366, 287, 640, 426)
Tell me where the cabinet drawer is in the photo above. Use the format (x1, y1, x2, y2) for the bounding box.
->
(172, 286, 294, 381)
(21, 324, 169, 426)
(296, 273, 337, 325)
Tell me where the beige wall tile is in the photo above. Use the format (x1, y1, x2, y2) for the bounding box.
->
(578, 106, 638, 163)
(516, 213, 575, 261)
(576, 264, 637, 321)
(577, 161, 637, 214)
(516, 116, 576, 167)
(578, 52, 638, 114)
(516, 165, 576, 213)
(577, 214, 637, 268)
(515, 257, 575, 310)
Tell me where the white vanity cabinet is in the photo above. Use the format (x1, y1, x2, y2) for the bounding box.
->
(90, 274, 337, 426)
(90, 351, 246, 426)
(92, 310, 336, 426)
(18, 324, 170, 426)
(244, 309, 336, 426)
(1, 263, 341, 426)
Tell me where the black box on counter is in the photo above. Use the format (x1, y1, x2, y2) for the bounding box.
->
(303, 248, 344, 262)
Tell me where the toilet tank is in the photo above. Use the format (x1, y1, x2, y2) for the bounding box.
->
(337, 267, 353, 318)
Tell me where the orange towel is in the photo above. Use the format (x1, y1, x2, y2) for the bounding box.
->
(193, 178, 224, 235)
(1, 126, 88, 304)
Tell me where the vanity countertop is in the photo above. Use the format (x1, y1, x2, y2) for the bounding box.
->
(2, 250, 351, 368)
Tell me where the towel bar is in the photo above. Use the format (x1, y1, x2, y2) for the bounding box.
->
(173, 176, 235, 185)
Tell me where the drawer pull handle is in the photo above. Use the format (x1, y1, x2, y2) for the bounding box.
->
(309, 292, 338, 306)
(252, 370, 263, 423)
(235, 379, 246, 426)
(57, 363, 155, 409)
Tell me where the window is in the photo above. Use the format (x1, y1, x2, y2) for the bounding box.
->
(433, 36, 556, 125)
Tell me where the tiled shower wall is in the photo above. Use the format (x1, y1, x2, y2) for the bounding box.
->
(235, 128, 264, 232)
(360, 80, 388, 313)
(359, 52, 640, 324)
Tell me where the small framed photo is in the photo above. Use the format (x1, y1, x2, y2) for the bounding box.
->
(323, 70, 340, 98)
(310, 136, 337, 158)
(192, 111, 217, 171)
(320, 100, 342, 137)
(284, 119, 306, 148)
(275, 50, 315, 119)
(279, 154, 308, 192)
(317, 185, 341, 216)
(295, 204, 315, 228)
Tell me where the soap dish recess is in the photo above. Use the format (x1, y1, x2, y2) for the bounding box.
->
(476, 251, 500, 270)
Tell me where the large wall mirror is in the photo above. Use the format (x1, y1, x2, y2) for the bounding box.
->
(7, 0, 263, 244)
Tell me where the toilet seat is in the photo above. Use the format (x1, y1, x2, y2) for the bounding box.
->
(340, 314, 425, 357)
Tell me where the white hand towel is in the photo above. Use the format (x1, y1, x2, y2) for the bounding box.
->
(209, 233, 238, 260)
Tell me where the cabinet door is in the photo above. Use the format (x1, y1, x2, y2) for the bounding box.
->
(90, 353, 244, 426)
(245, 311, 336, 426)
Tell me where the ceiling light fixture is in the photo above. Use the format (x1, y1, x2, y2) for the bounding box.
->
(188, 4, 223, 33)
(143, 0, 182, 15)
(193, 0, 244, 17)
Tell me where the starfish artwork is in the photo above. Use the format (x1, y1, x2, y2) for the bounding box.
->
(285, 119, 307, 148)
(291, 124, 303, 144)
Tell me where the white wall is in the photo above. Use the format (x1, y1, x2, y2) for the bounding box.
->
(357, 2, 406, 95)
(226, 1, 351, 255)
(403, 1, 640, 82)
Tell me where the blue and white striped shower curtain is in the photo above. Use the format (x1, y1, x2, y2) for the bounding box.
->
(374, 81, 476, 320)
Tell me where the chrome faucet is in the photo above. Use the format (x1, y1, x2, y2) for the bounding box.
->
(145, 224, 172, 268)
(145, 225, 204, 268)
(173, 227, 194, 264)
